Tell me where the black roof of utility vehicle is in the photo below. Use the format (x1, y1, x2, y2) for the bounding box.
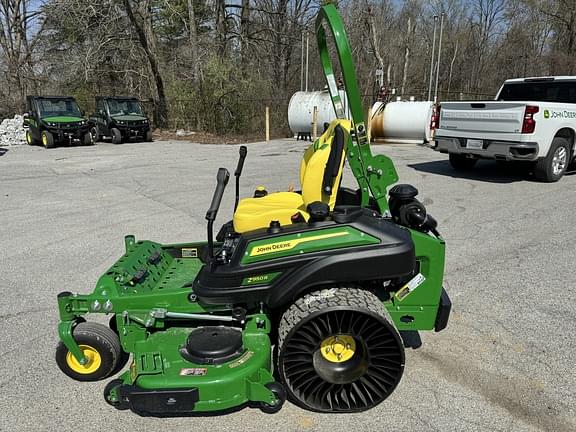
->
(27, 96, 77, 100)
(96, 96, 140, 100)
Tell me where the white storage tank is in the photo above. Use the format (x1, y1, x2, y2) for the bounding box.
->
(370, 101, 434, 144)
(288, 90, 348, 135)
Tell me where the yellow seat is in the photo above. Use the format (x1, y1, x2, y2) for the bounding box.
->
(233, 119, 351, 233)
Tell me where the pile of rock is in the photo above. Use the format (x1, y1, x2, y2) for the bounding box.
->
(0, 115, 26, 146)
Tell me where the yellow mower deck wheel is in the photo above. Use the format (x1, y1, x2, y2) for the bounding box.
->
(66, 345, 102, 374)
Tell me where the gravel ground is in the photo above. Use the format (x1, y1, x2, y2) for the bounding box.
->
(0, 139, 574, 432)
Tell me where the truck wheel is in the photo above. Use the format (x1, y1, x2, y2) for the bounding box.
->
(83, 132, 94, 146)
(55, 322, 123, 382)
(449, 153, 477, 170)
(90, 126, 100, 143)
(144, 129, 153, 142)
(534, 137, 570, 182)
(278, 287, 405, 413)
(111, 128, 123, 144)
(41, 131, 55, 149)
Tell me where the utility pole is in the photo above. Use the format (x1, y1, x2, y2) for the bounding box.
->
(427, 15, 438, 101)
(434, 13, 445, 103)
(300, 32, 305, 91)
(305, 32, 309, 92)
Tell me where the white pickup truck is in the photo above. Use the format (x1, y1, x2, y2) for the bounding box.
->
(434, 76, 576, 181)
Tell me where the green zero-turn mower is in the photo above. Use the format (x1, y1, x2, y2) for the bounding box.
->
(55, 4, 451, 415)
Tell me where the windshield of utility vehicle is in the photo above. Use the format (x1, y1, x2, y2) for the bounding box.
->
(497, 81, 576, 103)
(37, 99, 82, 117)
(107, 99, 144, 116)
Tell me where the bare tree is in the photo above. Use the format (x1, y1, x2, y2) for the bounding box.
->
(122, 0, 168, 128)
(0, 0, 45, 112)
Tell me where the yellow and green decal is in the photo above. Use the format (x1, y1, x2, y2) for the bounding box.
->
(241, 272, 281, 286)
(242, 226, 380, 264)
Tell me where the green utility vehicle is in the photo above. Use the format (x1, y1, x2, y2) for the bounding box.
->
(90, 96, 152, 144)
(55, 4, 451, 416)
(24, 96, 93, 148)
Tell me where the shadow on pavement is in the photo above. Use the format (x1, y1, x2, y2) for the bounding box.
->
(408, 159, 533, 184)
(0, 147, 8, 156)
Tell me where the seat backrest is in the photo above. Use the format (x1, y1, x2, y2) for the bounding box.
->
(299, 119, 351, 209)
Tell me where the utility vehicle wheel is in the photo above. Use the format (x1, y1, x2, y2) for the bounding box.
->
(26, 130, 36, 146)
(259, 382, 287, 414)
(144, 129, 153, 142)
(55, 322, 123, 382)
(534, 137, 570, 182)
(449, 153, 477, 170)
(104, 379, 129, 410)
(41, 130, 54, 149)
(90, 126, 99, 143)
(83, 132, 94, 146)
(111, 128, 123, 144)
(278, 287, 405, 413)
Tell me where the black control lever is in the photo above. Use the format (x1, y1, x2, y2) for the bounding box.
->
(206, 168, 230, 259)
(234, 146, 247, 212)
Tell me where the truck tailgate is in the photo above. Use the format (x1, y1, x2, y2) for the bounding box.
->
(439, 102, 526, 134)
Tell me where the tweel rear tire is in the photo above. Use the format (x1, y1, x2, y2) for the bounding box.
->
(278, 287, 405, 413)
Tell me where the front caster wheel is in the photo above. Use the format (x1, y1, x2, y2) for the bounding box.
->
(278, 287, 405, 413)
(104, 379, 129, 410)
(55, 322, 124, 382)
(259, 382, 287, 414)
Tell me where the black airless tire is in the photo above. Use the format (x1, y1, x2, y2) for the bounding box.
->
(449, 153, 477, 170)
(55, 322, 123, 382)
(111, 127, 123, 144)
(278, 287, 405, 413)
(534, 137, 570, 182)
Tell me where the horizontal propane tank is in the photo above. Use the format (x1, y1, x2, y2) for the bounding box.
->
(370, 101, 434, 144)
(288, 90, 349, 135)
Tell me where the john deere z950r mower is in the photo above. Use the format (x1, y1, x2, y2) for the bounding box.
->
(55, 5, 451, 415)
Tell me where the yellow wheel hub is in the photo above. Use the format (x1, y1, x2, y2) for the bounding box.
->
(42, 133, 47, 146)
(320, 335, 356, 363)
(26, 132, 31, 144)
(66, 345, 102, 374)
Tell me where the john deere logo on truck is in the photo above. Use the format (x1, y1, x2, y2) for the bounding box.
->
(544, 109, 576, 119)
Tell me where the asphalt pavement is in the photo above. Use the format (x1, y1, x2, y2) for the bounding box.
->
(0, 138, 574, 432)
